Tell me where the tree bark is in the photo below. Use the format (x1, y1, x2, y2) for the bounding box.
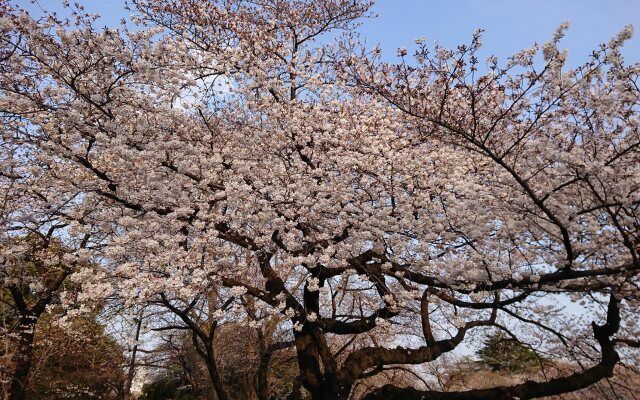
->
(123, 314, 143, 400)
(255, 331, 271, 400)
(204, 345, 230, 400)
(293, 324, 352, 400)
(7, 316, 36, 400)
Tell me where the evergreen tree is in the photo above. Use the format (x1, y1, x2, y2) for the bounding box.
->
(476, 333, 540, 373)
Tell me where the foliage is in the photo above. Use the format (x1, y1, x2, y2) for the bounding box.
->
(0, 234, 100, 400)
(25, 316, 127, 400)
(139, 378, 197, 400)
(476, 333, 541, 373)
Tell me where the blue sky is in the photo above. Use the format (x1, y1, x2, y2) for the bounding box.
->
(360, 0, 640, 66)
(22, 0, 640, 65)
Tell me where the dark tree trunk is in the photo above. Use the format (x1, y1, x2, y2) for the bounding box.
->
(204, 345, 230, 400)
(293, 324, 352, 400)
(255, 360, 270, 400)
(123, 314, 143, 400)
(255, 336, 272, 400)
(8, 316, 36, 400)
(284, 377, 303, 400)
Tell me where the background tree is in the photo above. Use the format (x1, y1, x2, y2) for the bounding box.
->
(476, 332, 541, 373)
(0, 234, 125, 400)
(140, 324, 299, 400)
(24, 315, 127, 400)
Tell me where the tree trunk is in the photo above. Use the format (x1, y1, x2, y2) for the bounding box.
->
(255, 331, 271, 400)
(7, 316, 36, 400)
(255, 356, 271, 400)
(204, 346, 230, 400)
(123, 315, 143, 400)
(284, 377, 303, 400)
(312, 383, 352, 400)
(293, 325, 352, 400)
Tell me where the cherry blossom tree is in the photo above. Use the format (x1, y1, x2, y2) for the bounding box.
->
(346, 22, 640, 400)
(0, 1, 638, 399)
